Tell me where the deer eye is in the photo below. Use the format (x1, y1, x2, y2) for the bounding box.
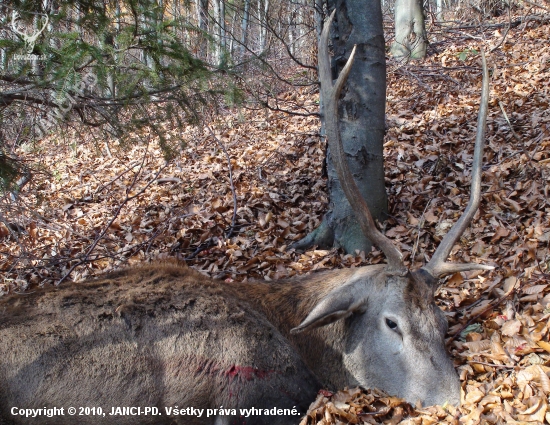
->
(385, 318, 398, 330)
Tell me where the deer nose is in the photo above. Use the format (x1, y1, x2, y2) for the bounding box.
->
(425, 367, 461, 406)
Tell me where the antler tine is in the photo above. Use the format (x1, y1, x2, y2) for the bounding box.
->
(422, 50, 494, 278)
(11, 12, 48, 39)
(319, 11, 406, 276)
(11, 11, 26, 38)
(34, 15, 49, 38)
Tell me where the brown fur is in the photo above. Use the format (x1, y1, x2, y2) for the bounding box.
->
(0, 264, 324, 425)
(0, 262, 459, 424)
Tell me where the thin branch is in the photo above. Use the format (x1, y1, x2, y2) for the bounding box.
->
(450, 291, 513, 342)
(522, 0, 550, 11)
(185, 123, 239, 260)
(468, 361, 514, 369)
(490, 6, 513, 53)
(57, 144, 168, 284)
(411, 199, 432, 262)
(205, 123, 238, 239)
(498, 101, 522, 143)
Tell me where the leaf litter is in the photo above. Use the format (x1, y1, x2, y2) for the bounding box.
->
(1, 11, 550, 425)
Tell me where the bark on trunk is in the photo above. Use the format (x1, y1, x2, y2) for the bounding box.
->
(195, 0, 209, 59)
(257, 0, 269, 52)
(391, 0, 427, 59)
(213, 0, 226, 65)
(291, 0, 387, 255)
(0, 8, 7, 73)
(239, 0, 250, 60)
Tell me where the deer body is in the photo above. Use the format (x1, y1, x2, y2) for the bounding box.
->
(0, 264, 317, 425)
(0, 263, 459, 425)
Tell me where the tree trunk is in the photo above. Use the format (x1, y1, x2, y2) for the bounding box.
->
(140, 4, 156, 93)
(0, 7, 7, 73)
(295, 0, 306, 61)
(314, 0, 323, 40)
(291, 0, 387, 255)
(391, 0, 427, 59)
(111, 0, 121, 98)
(288, 10, 295, 56)
(257, 0, 269, 53)
(239, 0, 250, 60)
(213, 0, 226, 65)
(195, 0, 209, 59)
(436, 0, 443, 21)
(228, 7, 237, 56)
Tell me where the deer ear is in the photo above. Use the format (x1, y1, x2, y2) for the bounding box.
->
(290, 283, 367, 334)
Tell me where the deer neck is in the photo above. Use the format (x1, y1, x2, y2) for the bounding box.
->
(230, 268, 361, 389)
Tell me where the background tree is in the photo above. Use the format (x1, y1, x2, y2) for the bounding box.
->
(0, 0, 240, 191)
(391, 0, 427, 59)
(291, 0, 388, 254)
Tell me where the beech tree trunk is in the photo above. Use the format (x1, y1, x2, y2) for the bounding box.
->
(239, 0, 250, 60)
(257, 0, 269, 53)
(213, 0, 226, 65)
(195, 0, 209, 59)
(0, 7, 7, 72)
(391, 0, 427, 59)
(291, 0, 387, 255)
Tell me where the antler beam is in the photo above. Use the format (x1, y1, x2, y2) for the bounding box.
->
(319, 11, 407, 276)
(422, 51, 494, 278)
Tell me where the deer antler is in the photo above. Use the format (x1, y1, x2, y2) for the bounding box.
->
(33, 14, 49, 38)
(11, 11, 49, 53)
(319, 11, 407, 276)
(422, 51, 494, 278)
(11, 11, 26, 38)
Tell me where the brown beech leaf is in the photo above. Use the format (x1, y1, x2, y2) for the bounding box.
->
(491, 226, 510, 242)
(501, 319, 522, 337)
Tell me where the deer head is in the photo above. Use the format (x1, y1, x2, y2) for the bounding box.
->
(11, 11, 49, 54)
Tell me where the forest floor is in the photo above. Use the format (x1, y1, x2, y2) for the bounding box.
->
(2, 10, 550, 425)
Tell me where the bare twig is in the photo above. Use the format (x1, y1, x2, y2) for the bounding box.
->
(204, 124, 238, 240)
(411, 199, 432, 262)
(468, 360, 514, 369)
(450, 291, 513, 342)
(522, 0, 550, 12)
(498, 101, 522, 143)
(91, 160, 138, 195)
(490, 6, 513, 53)
(57, 135, 168, 285)
(446, 30, 485, 40)
(184, 123, 239, 261)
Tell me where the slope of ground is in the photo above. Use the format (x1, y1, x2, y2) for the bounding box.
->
(1, 13, 550, 425)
